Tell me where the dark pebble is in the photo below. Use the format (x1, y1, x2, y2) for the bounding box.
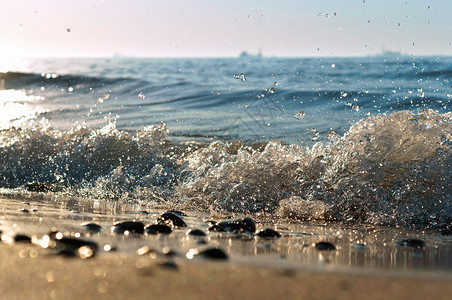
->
(47, 235, 98, 259)
(18, 208, 29, 213)
(144, 224, 172, 235)
(256, 228, 281, 238)
(56, 249, 77, 257)
(24, 181, 58, 192)
(396, 239, 425, 248)
(186, 229, 206, 237)
(111, 221, 145, 234)
(158, 261, 179, 270)
(81, 222, 102, 232)
(165, 210, 187, 216)
(197, 248, 228, 260)
(14, 234, 32, 243)
(157, 212, 187, 228)
(315, 241, 336, 251)
(138, 210, 149, 215)
(53, 236, 99, 251)
(217, 217, 256, 233)
(208, 224, 226, 232)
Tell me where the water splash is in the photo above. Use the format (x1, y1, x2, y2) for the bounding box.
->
(0, 110, 451, 229)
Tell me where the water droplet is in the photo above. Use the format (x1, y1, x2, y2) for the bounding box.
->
(138, 92, 145, 99)
(66, 28, 71, 32)
(273, 81, 278, 86)
(234, 73, 246, 81)
(294, 111, 305, 120)
(419, 92, 425, 98)
(269, 87, 276, 94)
(331, 64, 336, 68)
(326, 130, 339, 141)
(68, 87, 74, 92)
(341, 92, 348, 98)
(352, 104, 360, 111)
(345, 102, 352, 106)
(365, 111, 371, 116)
(312, 131, 320, 141)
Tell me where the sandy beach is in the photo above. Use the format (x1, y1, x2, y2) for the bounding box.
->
(1, 243, 451, 300)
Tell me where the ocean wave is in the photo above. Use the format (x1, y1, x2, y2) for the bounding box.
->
(0, 109, 450, 228)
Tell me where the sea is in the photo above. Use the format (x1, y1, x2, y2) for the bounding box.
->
(0, 55, 451, 270)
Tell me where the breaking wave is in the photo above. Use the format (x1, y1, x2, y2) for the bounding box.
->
(0, 109, 451, 228)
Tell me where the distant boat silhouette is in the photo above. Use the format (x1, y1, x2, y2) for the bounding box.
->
(239, 50, 263, 58)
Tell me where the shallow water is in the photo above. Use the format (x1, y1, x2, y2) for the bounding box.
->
(1, 197, 451, 273)
(0, 56, 451, 268)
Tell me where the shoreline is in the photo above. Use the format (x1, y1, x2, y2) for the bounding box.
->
(2, 245, 452, 300)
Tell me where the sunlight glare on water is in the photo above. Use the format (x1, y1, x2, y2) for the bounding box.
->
(0, 89, 46, 128)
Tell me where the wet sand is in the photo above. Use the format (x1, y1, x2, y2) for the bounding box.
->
(1, 244, 452, 300)
(1, 196, 452, 299)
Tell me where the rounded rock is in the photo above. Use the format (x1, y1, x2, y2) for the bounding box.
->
(217, 217, 256, 233)
(165, 210, 187, 216)
(81, 222, 102, 232)
(198, 248, 228, 260)
(315, 241, 336, 251)
(186, 229, 207, 237)
(157, 213, 187, 228)
(256, 228, 281, 238)
(396, 239, 425, 248)
(144, 224, 172, 235)
(14, 234, 32, 243)
(111, 221, 145, 234)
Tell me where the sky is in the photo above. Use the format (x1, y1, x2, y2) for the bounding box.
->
(0, 0, 451, 58)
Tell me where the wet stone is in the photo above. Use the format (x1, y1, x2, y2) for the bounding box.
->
(56, 249, 77, 257)
(198, 248, 228, 260)
(47, 235, 98, 259)
(144, 224, 172, 235)
(14, 234, 32, 243)
(53, 236, 99, 251)
(256, 228, 282, 238)
(217, 217, 256, 233)
(165, 210, 187, 216)
(208, 224, 226, 232)
(157, 212, 187, 228)
(186, 229, 206, 237)
(81, 222, 102, 232)
(112, 221, 145, 234)
(158, 261, 178, 270)
(24, 181, 59, 192)
(315, 242, 336, 251)
(396, 239, 425, 248)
